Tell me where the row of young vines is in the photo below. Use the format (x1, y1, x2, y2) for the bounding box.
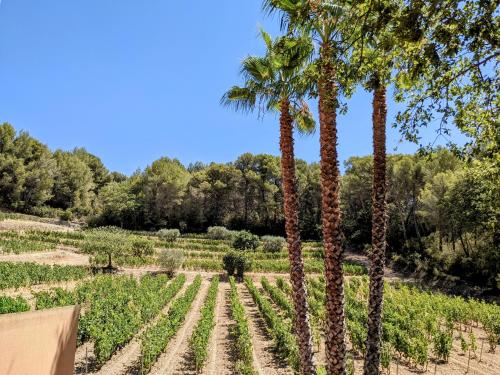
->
(228, 276, 256, 375)
(188, 275, 220, 372)
(140, 275, 202, 372)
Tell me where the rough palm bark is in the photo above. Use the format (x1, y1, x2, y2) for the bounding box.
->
(318, 42, 347, 375)
(279, 98, 316, 375)
(363, 83, 388, 375)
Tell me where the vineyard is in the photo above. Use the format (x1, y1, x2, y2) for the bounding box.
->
(0, 221, 498, 374)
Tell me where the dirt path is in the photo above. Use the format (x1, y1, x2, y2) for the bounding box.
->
(89, 273, 196, 375)
(148, 278, 210, 375)
(237, 282, 293, 375)
(204, 280, 235, 375)
(0, 219, 75, 232)
(0, 247, 89, 266)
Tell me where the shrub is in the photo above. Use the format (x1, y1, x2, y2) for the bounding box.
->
(232, 231, 259, 251)
(157, 228, 180, 242)
(158, 249, 184, 277)
(223, 251, 252, 278)
(59, 210, 73, 222)
(132, 238, 155, 257)
(261, 235, 286, 253)
(206, 226, 232, 240)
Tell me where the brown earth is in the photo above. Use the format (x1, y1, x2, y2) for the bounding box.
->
(0, 219, 75, 232)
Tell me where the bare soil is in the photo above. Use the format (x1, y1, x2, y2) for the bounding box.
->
(0, 246, 89, 266)
(237, 282, 293, 375)
(148, 279, 210, 375)
(203, 280, 235, 375)
(0, 219, 75, 232)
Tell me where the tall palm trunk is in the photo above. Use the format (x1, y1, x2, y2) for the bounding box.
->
(363, 83, 387, 375)
(318, 42, 347, 374)
(279, 98, 316, 375)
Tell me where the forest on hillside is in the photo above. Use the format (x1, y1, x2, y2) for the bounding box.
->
(0, 122, 498, 290)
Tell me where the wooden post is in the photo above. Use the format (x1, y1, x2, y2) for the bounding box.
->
(479, 338, 484, 362)
(467, 349, 471, 373)
(85, 347, 88, 375)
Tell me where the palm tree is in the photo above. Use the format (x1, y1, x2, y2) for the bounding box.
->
(355, 3, 399, 372)
(363, 74, 388, 375)
(222, 30, 317, 375)
(263, 2, 352, 372)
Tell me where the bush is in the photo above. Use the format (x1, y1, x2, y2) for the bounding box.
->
(158, 249, 184, 277)
(59, 210, 73, 222)
(132, 238, 155, 257)
(261, 236, 286, 253)
(207, 226, 232, 240)
(232, 231, 259, 251)
(157, 229, 180, 242)
(223, 251, 252, 279)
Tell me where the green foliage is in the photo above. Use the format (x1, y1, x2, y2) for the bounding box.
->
(0, 295, 30, 314)
(131, 237, 155, 257)
(79, 273, 185, 364)
(342, 153, 499, 288)
(261, 276, 294, 319)
(35, 288, 75, 310)
(206, 226, 233, 240)
(0, 237, 56, 254)
(433, 328, 453, 363)
(229, 277, 256, 375)
(308, 275, 500, 367)
(0, 262, 89, 290)
(95, 180, 139, 228)
(189, 276, 219, 372)
(223, 250, 252, 278)
(157, 249, 184, 277)
(59, 210, 73, 221)
(141, 275, 202, 371)
(143, 157, 190, 228)
(244, 277, 300, 372)
(82, 226, 152, 268)
(157, 228, 181, 242)
(51, 150, 95, 214)
(232, 231, 260, 251)
(459, 333, 468, 354)
(276, 277, 292, 295)
(261, 235, 286, 253)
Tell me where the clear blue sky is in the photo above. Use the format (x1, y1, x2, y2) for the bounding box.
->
(0, 1, 463, 175)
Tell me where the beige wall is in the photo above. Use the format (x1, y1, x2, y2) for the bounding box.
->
(0, 305, 80, 375)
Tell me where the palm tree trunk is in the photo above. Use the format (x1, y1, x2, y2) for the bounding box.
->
(318, 42, 347, 374)
(279, 98, 316, 375)
(364, 83, 388, 375)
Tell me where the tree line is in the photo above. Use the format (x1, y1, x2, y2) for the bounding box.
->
(1, 122, 496, 289)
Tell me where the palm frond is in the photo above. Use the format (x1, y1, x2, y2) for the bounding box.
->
(220, 86, 257, 113)
(241, 56, 275, 83)
(260, 28, 273, 50)
(291, 100, 316, 134)
(319, 1, 344, 19)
